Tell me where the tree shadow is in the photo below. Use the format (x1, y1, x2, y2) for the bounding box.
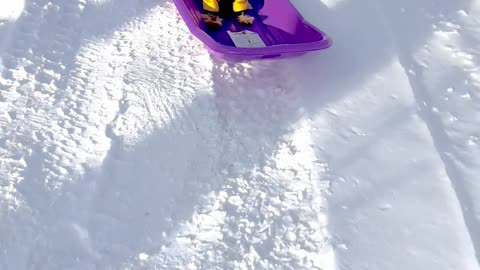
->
(0, 0, 161, 88)
(77, 93, 224, 269)
(210, 59, 308, 169)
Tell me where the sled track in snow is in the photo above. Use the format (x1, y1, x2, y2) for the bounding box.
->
(401, 53, 480, 264)
(373, 1, 480, 263)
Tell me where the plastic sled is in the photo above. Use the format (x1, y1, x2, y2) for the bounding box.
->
(172, 0, 332, 62)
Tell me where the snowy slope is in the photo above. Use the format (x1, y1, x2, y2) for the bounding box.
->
(0, 0, 479, 269)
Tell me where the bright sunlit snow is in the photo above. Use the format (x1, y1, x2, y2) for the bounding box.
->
(0, 0, 479, 269)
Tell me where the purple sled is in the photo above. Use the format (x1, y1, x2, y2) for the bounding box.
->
(172, 0, 332, 62)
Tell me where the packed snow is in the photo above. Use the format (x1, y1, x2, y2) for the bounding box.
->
(0, 0, 479, 269)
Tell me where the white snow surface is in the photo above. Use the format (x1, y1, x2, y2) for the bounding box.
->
(0, 0, 479, 269)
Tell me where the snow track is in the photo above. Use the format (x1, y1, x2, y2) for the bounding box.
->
(1, 0, 480, 269)
(292, 0, 480, 269)
(375, 0, 480, 262)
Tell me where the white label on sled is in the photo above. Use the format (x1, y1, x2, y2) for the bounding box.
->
(227, 30, 266, 48)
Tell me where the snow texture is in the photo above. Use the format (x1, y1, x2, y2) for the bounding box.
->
(0, 0, 479, 269)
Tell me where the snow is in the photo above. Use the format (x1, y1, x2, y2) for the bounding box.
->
(0, 0, 479, 269)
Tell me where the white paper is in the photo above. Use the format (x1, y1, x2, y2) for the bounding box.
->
(227, 30, 266, 48)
